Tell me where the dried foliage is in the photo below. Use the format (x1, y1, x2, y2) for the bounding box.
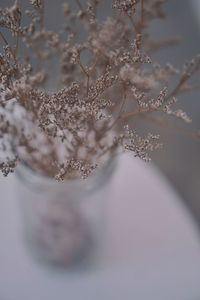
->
(0, 0, 199, 180)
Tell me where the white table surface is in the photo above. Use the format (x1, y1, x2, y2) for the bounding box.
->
(0, 153, 200, 300)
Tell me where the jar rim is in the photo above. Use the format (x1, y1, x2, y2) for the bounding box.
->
(15, 156, 117, 193)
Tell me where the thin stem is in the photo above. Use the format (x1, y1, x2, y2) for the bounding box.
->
(122, 107, 156, 120)
(39, 1, 45, 29)
(108, 84, 127, 131)
(78, 61, 90, 96)
(127, 15, 138, 33)
(167, 57, 200, 100)
(75, 0, 83, 10)
(90, 85, 128, 158)
(142, 114, 200, 142)
(14, 17, 21, 58)
(0, 31, 16, 60)
(92, 0, 99, 16)
(0, 98, 17, 106)
(167, 79, 186, 100)
(141, 0, 144, 29)
(15, 34, 19, 57)
(86, 75, 90, 96)
(78, 61, 88, 76)
(0, 31, 9, 46)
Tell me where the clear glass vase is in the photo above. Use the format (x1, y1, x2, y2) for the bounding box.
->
(15, 160, 115, 267)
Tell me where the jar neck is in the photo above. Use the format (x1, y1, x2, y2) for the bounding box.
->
(15, 157, 117, 194)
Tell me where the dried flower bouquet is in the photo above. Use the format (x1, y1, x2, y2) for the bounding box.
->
(0, 0, 199, 180)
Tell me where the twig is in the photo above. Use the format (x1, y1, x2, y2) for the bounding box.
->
(0, 31, 16, 60)
(75, 0, 83, 10)
(108, 84, 127, 131)
(78, 61, 90, 96)
(127, 15, 138, 33)
(0, 31, 9, 46)
(142, 114, 200, 142)
(141, 0, 144, 29)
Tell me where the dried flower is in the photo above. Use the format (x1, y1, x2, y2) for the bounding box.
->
(0, 0, 199, 180)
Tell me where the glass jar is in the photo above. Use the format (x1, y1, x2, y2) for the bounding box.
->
(15, 159, 115, 267)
